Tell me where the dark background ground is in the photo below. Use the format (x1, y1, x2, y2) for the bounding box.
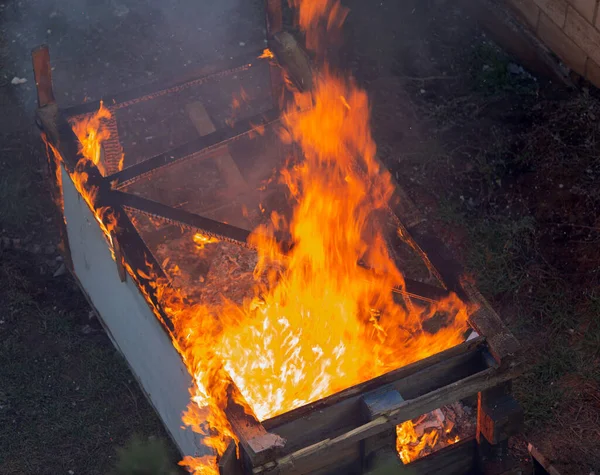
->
(1, 0, 599, 474)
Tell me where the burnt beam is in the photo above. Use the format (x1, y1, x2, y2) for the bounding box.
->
(224, 385, 286, 468)
(269, 31, 313, 93)
(105, 108, 281, 187)
(462, 280, 521, 363)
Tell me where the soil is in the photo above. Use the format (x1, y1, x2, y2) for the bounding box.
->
(1, 0, 599, 474)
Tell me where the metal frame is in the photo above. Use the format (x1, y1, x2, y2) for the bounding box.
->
(32, 2, 524, 472)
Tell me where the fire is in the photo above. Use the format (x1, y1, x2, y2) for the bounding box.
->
(396, 421, 439, 464)
(179, 456, 219, 475)
(69, 103, 117, 245)
(205, 72, 469, 421)
(165, 1, 470, 472)
(71, 101, 111, 176)
(259, 48, 274, 60)
(43, 102, 118, 249)
(396, 414, 462, 464)
(193, 233, 220, 250)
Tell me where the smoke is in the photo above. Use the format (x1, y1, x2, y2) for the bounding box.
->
(2, 0, 267, 116)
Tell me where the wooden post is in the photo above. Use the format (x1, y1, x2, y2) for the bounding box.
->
(224, 396, 285, 468)
(265, 0, 283, 38)
(477, 383, 523, 474)
(360, 385, 404, 469)
(32, 45, 55, 107)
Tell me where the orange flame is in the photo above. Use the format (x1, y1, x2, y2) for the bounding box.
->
(168, 1, 470, 472)
(259, 48, 274, 60)
(72, 101, 111, 176)
(396, 420, 440, 464)
(41, 103, 116, 244)
(179, 455, 219, 475)
(70, 105, 117, 244)
(193, 233, 220, 250)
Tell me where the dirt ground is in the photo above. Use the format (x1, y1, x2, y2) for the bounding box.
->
(1, 0, 599, 474)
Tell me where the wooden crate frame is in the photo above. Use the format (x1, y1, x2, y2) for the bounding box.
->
(32, 2, 524, 472)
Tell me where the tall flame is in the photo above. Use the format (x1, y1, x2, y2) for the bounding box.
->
(72, 101, 111, 176)
(70, 102, 117, 243)
(168, 1, 470, 473)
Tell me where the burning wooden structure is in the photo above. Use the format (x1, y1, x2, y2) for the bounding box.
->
(33, 2, 524, 474)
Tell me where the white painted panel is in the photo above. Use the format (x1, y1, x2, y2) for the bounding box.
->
(61, 165, 207, 457)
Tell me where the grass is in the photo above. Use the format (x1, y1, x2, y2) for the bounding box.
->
(470, 42, 539, 97)
(0, 251, 182, 475)
(111, 436, 179, 475)
(398, 36, 600, 473)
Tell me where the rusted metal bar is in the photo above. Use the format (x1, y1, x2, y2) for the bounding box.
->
(105, 108, 281, 187)
(110, 190, 255, 246)
(62, 49, 265, 118)
(108, 189, 452, 305)
(32, 45, 55, 107)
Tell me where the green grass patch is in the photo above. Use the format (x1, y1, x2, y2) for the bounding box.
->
(469, 42, 539, 97)
(0, 252, 183, 475)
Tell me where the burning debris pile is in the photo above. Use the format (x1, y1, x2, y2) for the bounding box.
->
(397, 403, 476, 464)
(47, 0, 478, 473)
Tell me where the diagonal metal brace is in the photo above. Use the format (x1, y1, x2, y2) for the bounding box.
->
(110, 190, 255, 247)
(105, 108, 282, 188)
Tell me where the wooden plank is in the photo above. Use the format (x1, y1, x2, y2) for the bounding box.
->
(528, 443, 563, 475)
(463, 280, 521, 363)
(219, 441, 244, 475)
(264, 337, 485, 433)
(265, 0, 283, 37)
(32, 45, 55, 107)
(478, 389, 523, 445)
(363, 447, 403, 475)
(186, 101, 249, 196)
(361, 385, 404, 420)
(403, 436, 477, 475)
(403, 222, 465, 297)
(361, 386, 404, 460)
(110, 190, 254, 245)
(256, 441, 360, 475)
(264, 339, 486, 460)
(255, 359, 522, 474)
(225, 397, 286, 467)
(110, 230, 127, 282)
